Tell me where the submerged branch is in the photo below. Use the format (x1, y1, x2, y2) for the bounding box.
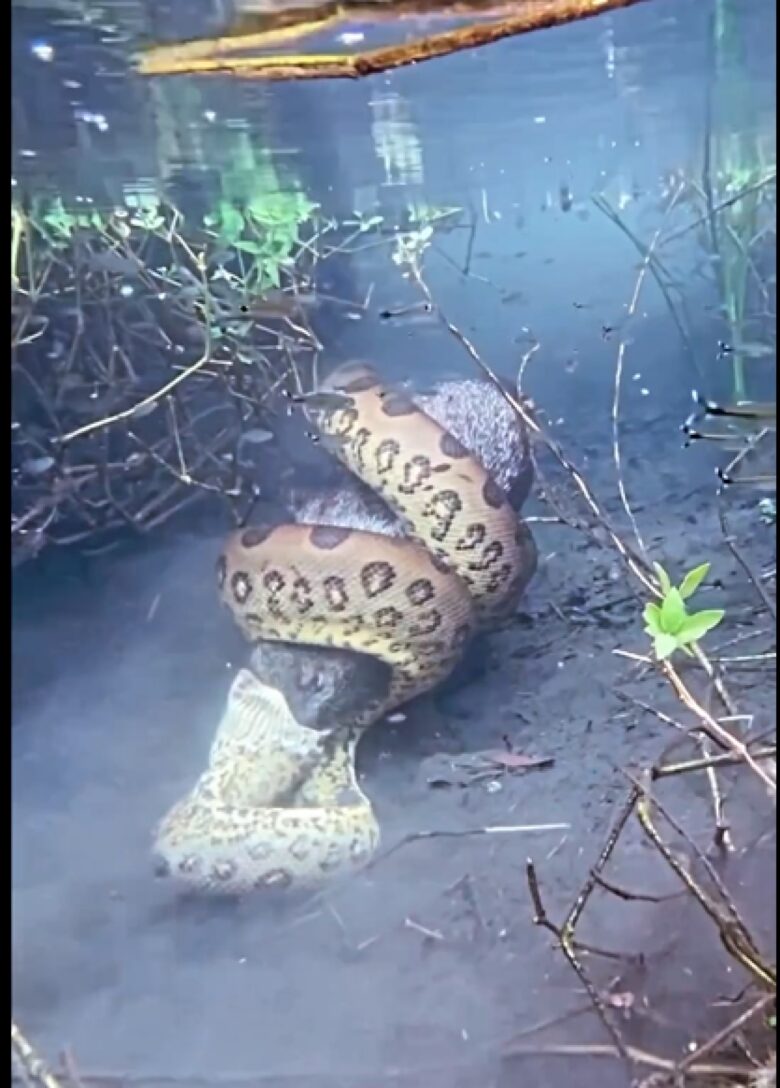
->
(137, 0, 652, 80)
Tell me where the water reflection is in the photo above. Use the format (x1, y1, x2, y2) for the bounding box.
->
(12, 0, 777, 548)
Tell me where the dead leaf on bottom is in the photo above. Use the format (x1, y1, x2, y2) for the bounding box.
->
(424, 748, 554, 788)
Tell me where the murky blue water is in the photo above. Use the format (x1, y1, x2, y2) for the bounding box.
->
(12, 2, 776, 1086)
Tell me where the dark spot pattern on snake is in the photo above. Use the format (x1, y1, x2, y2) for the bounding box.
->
(231, 571, 253, 604)
(516, 520, 533, 547)
(323, 575, 349, 612)
(336, 371, 380, 394)
(330, 405, 359, 437)
(486, 564, 513, 594)
(414, 638, 448, 658)
(290, 836, 311, 861)
(408, 608, 443, 637)
(439, 432, 469, 459)
(481, 476, 506, 510)
(309, 525, 352, 550)
(241, 524, 275, 548)
(470, 540, 504, 572)
(398, 455, 433, 495)
(352, 427, 371, 472)
(319, 852, 343, 873)
(375, 438, 401, 475)
(360, 561, 397, 598)
(291, 575, 314, 614)
(428, 551, 453, 575)
(255, 868, 293, 889)
(380, 391, 417, 417)
(216, 554, 227, 588)
(178, 856, 202, 875)
(342, 614, 366, 637)
(456, 523, 486, 551)
(263, 569, 286, 594)
(406, 578, 435, 606)
(374, 605, 404, 630)
(423, 489, 463, 542)
(211, 861, 236, 882)
(264, 580, 286, 619)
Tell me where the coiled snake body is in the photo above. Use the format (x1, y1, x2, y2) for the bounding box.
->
(153, 363, 537, 894)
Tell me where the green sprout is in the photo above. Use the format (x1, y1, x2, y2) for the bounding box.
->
(643, 562, 725, 661)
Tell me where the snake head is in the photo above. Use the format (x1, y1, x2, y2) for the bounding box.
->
(248, 642, 392, 732)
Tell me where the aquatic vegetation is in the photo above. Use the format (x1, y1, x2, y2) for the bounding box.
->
(596, 0, 776, 501)
(643, 562, 725, 661)
(700, 0, 776, 401)
(204, 190, 317, 290)
(10, 186, 322, 565)
(10, 183, 466, 566)
(204, 133, 319, 290)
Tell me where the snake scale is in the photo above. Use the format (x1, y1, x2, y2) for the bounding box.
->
(153, 362, 537, 894)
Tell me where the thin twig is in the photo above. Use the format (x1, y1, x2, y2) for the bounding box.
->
(11, 1021, 64, 1088)
(663, 661, 775, 792)
(631, 771, 776, 991)
(674, 992, 775, 1076)
(719, 504, 777, 620)
(526, 858, 636, 1074)
(137, 0, 652, 80)
(502, 1040, 753, 1080)
(524, 787, 644, 1073)
(407, 261, 658, 596)
(653, 746, 776, 779)
(609, 181, 685, 560)
(368, 821, 570, 871)
(591, 872, 683, 905)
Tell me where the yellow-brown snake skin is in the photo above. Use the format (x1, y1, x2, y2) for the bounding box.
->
(153, 363, 537, 894)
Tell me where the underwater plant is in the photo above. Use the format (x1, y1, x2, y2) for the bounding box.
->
(701, 0, 776, 402)
(10, 181, 322, 566)
(203, 132, 318, 290)
(643, 562, 725, 661)
(10, 170, 466, 567)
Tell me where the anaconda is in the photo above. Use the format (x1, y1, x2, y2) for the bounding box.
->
(153, 364, 537, 893)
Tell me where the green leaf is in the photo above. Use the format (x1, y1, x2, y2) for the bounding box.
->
(653, 562, 672, 596)
(659, 587, 687, 635)
(217, 201, 244, 245)
(679, 563, 710, 600)
(653, 632, 679, 660)
(675, 609, 725, 645)
(643, 602, 663, 634)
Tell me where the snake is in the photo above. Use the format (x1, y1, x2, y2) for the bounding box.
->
(153, 362, 538, 894)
